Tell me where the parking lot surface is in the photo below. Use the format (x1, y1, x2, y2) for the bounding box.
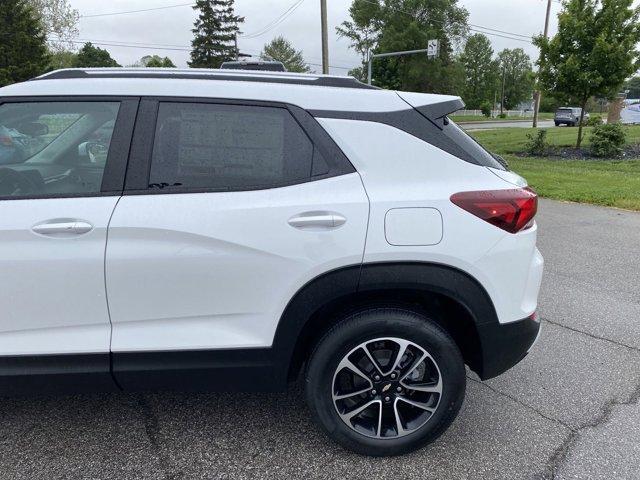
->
(1, 198, 639, 480)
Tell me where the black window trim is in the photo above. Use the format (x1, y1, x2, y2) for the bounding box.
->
(309, 106, 507, 170)
(123, 96, 355, 196)
(0, 95, 139, 201)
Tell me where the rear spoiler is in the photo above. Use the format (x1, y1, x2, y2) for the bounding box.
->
(396, 91, 464, 129)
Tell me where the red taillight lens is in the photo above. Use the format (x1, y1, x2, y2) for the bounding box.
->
(450, 187, 538, 234)
(0, 136, 13, 146)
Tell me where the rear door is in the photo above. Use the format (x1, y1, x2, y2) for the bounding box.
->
(0, 98, 137, 390)
(106, 99, 369, 389)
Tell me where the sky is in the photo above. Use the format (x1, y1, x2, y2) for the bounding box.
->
(68, 0, 566, 73)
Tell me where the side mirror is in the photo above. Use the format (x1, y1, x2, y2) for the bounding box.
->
(78, 142, 91, 158)
(78, 142, 107, 163)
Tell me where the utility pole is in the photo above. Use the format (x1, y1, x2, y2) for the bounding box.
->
(533, 0, 552, 127)
(501, 66, 506, 116)
(320, 0, 329, 74)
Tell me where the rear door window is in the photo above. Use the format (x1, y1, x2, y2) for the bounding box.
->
(149, 102, 318, 191)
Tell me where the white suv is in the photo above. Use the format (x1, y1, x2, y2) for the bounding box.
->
(0, 69, 543, 456)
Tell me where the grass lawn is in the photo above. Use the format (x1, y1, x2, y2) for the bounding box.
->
(452, 112, 554, 123)
(469, 125, 640, 211)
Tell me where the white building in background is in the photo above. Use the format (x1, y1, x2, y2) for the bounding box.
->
(621, 99, 640, 124)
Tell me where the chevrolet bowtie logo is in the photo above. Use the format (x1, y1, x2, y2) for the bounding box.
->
(382, 383, 392, 393)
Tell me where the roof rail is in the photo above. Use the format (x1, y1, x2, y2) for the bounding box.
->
(34, 68, 378, 90)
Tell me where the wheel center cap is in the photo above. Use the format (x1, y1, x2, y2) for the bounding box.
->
(381, 383, 392, 393)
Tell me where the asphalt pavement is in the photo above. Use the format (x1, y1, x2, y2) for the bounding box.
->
(1, 198, 639, 480)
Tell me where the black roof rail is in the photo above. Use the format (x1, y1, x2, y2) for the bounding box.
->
(34, 69, 379, 90)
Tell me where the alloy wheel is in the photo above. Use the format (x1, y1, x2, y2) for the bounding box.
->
(331, 337, 443, 439)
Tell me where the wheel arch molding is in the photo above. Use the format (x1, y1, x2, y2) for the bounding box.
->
(274, 261, 503, 383)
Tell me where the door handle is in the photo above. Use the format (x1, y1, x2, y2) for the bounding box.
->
(288, 212, 347, 230)
(32, 220, 93, 237)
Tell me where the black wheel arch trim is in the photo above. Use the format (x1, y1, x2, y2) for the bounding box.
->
(272, 261, 531, 382)
(272, 262, 500, 378)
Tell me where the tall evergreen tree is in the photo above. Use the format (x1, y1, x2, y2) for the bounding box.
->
(0, 0, 49, 86)
(189, 0, 244, 68)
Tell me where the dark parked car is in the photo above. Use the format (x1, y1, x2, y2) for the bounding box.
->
(220, 60, 287, 72)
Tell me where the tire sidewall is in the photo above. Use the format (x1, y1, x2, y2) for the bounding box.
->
(305, 309, 466, 456)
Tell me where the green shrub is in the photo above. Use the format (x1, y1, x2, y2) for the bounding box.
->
(591, 123, 626, 158)
(525, 129, 549, 156)
(480, 102, 492, 118)
(586, 115, 603, 127)
(498, 113, 507, 119)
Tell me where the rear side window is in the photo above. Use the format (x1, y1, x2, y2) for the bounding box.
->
(441, 119, 506, 170)
(149, 103, 317, 191)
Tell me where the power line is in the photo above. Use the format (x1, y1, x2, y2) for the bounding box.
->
(356, 0, 536, 44)
(51, 37, 355, 70)
(81, 0, 307, 40)
(79, 0, 543, 44)
(240, 0, 306, 39)
(80, 2, 194, 19)
(468, 28, 533, 44)
(468, 24, 534, 40)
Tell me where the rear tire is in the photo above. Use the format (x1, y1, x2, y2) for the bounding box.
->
(305, 308, 466, 457)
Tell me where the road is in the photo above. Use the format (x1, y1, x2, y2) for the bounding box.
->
(1, 199, 639, 480)
(461, 119, 556, 130)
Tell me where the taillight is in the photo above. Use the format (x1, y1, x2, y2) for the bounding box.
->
(0, 136, 13, 146)
(450, 187, 538, 234)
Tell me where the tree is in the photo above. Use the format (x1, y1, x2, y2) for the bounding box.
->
(260, 36, 309, 73)
(48, 50, 77, 70)
(189, 0, 244, 68)
(337, 0, 469, 93)
(26, 0, 79, 51)
(336, 0, 380, 80)
(534, 0, 640, 147)
(624, 76, 640, 99)
(459, 34, 499, 109)
(142, 55, 177, 68)
(497, 48, 534, 111)
(0, 0, 49, 86)
(74, 43, 120, 68)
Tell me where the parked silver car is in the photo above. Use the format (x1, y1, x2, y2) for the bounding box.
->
(554, 107, 590, 127)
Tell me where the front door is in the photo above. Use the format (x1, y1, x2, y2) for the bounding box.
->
(0, 98, 136, 392)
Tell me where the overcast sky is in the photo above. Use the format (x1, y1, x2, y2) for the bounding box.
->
(69, 0, 566, 73)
